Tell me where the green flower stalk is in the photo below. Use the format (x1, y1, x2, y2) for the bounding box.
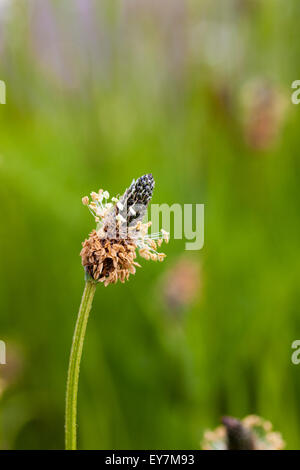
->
(65, 174, 169, 450)
(65, 280, 96, 450)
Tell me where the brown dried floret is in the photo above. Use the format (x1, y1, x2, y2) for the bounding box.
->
(80, 230, 141, 287)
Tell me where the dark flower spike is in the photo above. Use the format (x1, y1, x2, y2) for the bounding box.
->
(119, 173, 155, 224)
(222, 416, 255, 450)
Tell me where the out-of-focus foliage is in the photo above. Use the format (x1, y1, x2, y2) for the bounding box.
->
(0, 0, 300, 449)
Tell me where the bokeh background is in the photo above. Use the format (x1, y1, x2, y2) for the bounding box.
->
(1, 0, 300, 450)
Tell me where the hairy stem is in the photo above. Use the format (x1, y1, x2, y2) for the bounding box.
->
(65, 280, 96, 450)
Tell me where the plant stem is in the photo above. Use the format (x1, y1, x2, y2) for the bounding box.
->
(65, 280, 96, 450)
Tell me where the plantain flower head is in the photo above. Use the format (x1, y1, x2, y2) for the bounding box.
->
(80, 174, 169, 286)
(202, 415, 285, 450)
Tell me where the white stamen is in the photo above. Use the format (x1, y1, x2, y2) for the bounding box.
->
(116, 214, 126, 224)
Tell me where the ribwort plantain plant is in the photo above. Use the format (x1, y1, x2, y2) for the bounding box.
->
(65, 174, 169, 450)
(201, 415, 285, 450)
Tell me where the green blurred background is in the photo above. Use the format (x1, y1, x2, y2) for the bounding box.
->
(1, 0, 300, 449)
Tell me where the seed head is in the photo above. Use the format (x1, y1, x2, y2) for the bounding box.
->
(80, 174, 168, 286)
